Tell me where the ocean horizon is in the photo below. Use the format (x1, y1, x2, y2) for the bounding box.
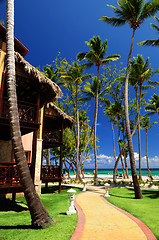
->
(67, 168, 159, 176)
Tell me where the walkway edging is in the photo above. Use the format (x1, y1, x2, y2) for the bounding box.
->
(70, 192, 86, 240)
(101, 195, 157, 240)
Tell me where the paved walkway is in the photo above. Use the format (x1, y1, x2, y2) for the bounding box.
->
(70, 185, 156, 240)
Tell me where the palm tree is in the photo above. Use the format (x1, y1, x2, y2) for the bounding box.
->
(139, 15, 159, 46)
(6, 0, 53, 227)
(77, 35, 120, 183)
(129, 54, 159, 179)
(80, 76, 109, 182)
(60, 62, 91, 180)
(100, 0, 159, 199)
(102, 100, 119, 177)
(145, 93, 159, 115)
(140, 116, 157, 178)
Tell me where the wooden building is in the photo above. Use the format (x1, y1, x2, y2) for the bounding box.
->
(0, 24, 73, 197)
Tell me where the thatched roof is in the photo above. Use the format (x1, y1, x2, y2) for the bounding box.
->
(15, 52, 62, 106)
(45, 102, 74, 129)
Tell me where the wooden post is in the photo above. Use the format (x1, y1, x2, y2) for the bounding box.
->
(59, 121, 63, 193)
(0, 42, 6, 115)
(34, 88, 44, 195)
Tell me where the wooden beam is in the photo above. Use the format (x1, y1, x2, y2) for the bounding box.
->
(0, 42, 6, 86)
(0, 42, 6, 115)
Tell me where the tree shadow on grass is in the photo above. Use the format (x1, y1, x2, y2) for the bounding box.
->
(41, 185, 72, 194)
(110, 188, 159, 199)
(0, 225, 31, 230)
(141, 189, 159, 199)
(0, 199, 28, 212)
(110, 193, 133, 199)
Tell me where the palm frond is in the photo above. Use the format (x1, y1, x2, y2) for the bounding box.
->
(151, 23, 159, 31)
(141, 85, 156, 89)
(102, 54, 121, 63)
(77, 52, 87, 61)
(140, 0, 159, 21)
(138, 39, 159, 46)
(99, 16, 126, 26)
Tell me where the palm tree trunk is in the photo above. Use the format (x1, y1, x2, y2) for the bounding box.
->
(75, 82, 81, 181)
(146, 129, 152, 178)
(122, 120, 129, 178)
(137, 87, 142, 180)
(111, 121, 119, 179)
(118, 119, 126, 179)
(124, 29, 142, 199)
(94, 66, 100, 184)
(6, 0, 53, 227)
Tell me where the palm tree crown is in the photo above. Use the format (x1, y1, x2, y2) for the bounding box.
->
(129, 54, 159, 89)
(145, 93, 159, 115)
(100, 0, 159, 30)
(139, 15, 159, 46)
(77, 36, 120, 70)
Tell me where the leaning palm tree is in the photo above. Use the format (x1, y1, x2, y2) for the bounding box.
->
(77, 35, 120, 183)
(6, 0, 53, 227)
(100, 0, 159, 199)
(129, 54, 159, 180)
(140, 116, 157, 178)
(139, 15, 159, 46)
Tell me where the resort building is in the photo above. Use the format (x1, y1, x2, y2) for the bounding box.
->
(0, 24, 74, 198)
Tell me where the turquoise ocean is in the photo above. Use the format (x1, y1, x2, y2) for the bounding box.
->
(69, 169, 159, 176)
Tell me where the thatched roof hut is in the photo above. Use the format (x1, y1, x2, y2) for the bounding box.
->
(45, 102, 74, 129)
(15, 52, 62, 106)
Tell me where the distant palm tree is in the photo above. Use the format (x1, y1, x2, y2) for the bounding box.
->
(61, 61, 91, 180)
(145, 93, 159, 115)
(139, 16, 159, 46)
(100, 0, 159, 199)
(102, 99, 119, 177)
(77, 35, 120, 183)
(6, 0, 53, 227)
(140, 116, 157, 178)
(80, 76, 108, 182)
(129, 54, 159, 180)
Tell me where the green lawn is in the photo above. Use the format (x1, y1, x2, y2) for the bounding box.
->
(0, 186, 81, 240)
(107, 187, 159, 240)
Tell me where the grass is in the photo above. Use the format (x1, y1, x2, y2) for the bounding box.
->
(0, 186, 81, 240)
(107, 188, 159, 240)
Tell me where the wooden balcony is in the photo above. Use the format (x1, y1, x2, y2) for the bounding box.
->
(41, 165, 62, 183)
(0, 98, 40, 140)
(0, 162, 32, 194)
(1, 97, 36, 123)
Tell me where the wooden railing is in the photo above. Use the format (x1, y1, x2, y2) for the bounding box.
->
(0, 98, 36, 123)
(0, 162, 32, 185)
(41, 165, 61, 181)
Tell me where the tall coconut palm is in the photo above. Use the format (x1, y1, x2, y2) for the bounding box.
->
(129, 54, 159, 180)
(6, 0, 53, 227)
(80, 76, 109, 182)
(60, 62, 91, 180)
(100, 0, 159, 199)
(77, 36, 120, 183)
(140, 115, 157, 178)
(139, 15, 159, 46)
(102, 99, 119, 177)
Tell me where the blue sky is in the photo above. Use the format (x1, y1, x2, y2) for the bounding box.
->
(1, 0, 159, 169)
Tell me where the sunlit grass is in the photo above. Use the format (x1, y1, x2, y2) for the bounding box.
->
(107, 188, 159, 240)
(0, 185, 81, 240)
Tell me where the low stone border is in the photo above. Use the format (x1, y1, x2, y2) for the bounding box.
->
(101, 196, 157, 240)
(70, 192, 85, 240)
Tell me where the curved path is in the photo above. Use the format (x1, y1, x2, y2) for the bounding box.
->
(71, 185, 156, 240)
